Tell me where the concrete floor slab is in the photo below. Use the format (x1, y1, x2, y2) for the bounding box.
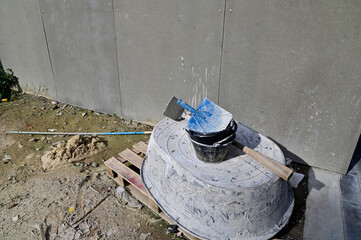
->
(341, 141, 361, 240)
(340, 174, 361, 205)
(303, 168, 343, 240)
(342, 201, 361, 240)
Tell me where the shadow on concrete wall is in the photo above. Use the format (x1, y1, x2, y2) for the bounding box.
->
(271, 137, 325, 190)
(347, 134, 361, 174)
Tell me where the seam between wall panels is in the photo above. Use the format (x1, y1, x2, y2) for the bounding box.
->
(37, 0, 57, 100)
(112, 0, 123, 117)
(217, 0, 227, 104)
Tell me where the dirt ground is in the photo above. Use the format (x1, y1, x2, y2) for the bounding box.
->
(0, 94, 308, 240)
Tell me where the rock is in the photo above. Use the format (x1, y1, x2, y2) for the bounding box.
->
(140, 233, 151, 240)
(82, 112, 87, 117)
(94, 112, 101, 116)
(61, 104, 68, 110)
(48, 129, 57, 132)
(36, 148, 42, 151)
(61, 228, 76, 240)
(40, 106, 45, 110)
(92, 163, 99, 168)
(51, 100, 57, 105)
(74, 232, 81, 239)
(29, 138, 38, 142)
(2, 154, 11, 163)
(79, 222, 89, 233)
(286, 158, 292, 165)
(115, 186, 142, 209)
(12, 215, 19, 222)
(12, 178, 18, 183)
(52, 105, 59, 110)
(166, 225, 178, 234)
(56, 112, 63, 117)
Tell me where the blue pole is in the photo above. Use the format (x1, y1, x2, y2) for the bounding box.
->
(8, 131, 152, 135)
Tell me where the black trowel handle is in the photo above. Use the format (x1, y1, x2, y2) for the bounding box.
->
(233, 141, 294, 181)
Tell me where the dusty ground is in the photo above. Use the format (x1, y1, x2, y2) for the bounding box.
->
(0, 94, 308, 240)
(0, 94, 181, 240)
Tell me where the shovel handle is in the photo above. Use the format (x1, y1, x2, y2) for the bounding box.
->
(177, 99, 200, 117)
(233, 141, 293, 181)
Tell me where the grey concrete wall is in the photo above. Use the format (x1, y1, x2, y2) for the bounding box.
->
(37, 0, 121, 114)
(113, 0, 224, 121)
(0, 0, 56, 97)
(0, 0, 360, 173)
(219, 0, 361, 173)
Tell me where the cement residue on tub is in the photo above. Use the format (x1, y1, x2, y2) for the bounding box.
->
(142, 118, 294, 240)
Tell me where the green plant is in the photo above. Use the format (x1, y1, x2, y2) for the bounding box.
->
(0, 68, 19, 100)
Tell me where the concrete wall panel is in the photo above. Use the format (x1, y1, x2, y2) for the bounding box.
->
(219, 0, 361, 173)
(38, 0, 121, 113)
(113, 0, 224, 122)
(0, 0, 56, 97)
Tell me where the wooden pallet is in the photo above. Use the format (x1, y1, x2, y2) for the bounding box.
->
(104, 141, 200, 240)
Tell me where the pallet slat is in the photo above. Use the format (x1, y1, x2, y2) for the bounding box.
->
(104, 157, 148, 196)
(105, 142, 201, 240)
(119, 149, 143, 169)
(132, 141, 148, 154)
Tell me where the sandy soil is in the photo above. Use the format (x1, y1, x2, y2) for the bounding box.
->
(0, 94, 308, 240)
(0, 94, 180, 240)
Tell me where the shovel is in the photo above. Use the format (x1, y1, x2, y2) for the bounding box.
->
(162, 97, 304, 188)
(163, 96, 233, 133)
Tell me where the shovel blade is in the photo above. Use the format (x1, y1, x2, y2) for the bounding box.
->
(162, 96, 185, 121)
(187, 98, 233, 133)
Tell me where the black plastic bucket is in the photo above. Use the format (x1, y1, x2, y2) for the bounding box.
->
(187, 119, 237, 145)
(189, 133, 236, 163)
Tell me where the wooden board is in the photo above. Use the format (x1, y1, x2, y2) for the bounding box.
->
(119, 148, 143, 169)
(132, 141, 147, 154)
(104, 157, 148, 196)
(105, 142, 201, 240)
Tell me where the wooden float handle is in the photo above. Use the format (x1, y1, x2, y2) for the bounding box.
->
(233, 141, 293, 181)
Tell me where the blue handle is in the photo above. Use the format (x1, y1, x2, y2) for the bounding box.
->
(177, 99, 199, 116)
(100, 131, 149, 135)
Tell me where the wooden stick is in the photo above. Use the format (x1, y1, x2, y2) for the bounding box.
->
(233, 141, 293, 181)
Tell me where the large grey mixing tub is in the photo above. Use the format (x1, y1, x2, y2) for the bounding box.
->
(141, 118, 294, 240)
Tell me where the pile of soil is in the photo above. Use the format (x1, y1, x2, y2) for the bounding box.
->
(41, 135, 107, 170)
